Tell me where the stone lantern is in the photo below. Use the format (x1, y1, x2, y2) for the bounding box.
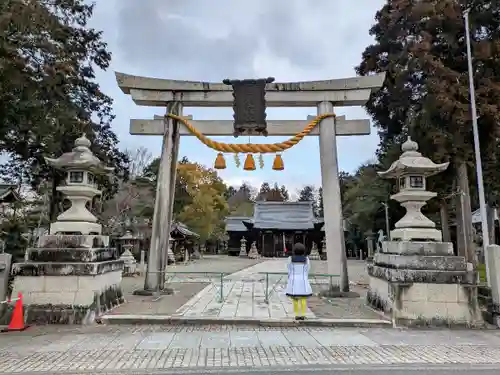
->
(378, 137, 449, 242)
(239, 237, 247, 257)
(367, 137, 481, 326)
(45, 133, 114, 236)
(10, 134, 124, 325)
(120, 230, 137, 276)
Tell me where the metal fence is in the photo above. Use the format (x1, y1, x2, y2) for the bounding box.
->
(258, 272, 340, 303)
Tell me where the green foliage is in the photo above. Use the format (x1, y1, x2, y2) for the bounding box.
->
(316, 187, 324, 218)
(141, 157, 229, 241)
(341, 164, 401, 241)
(298, 185, 315, 202)
(0, 0, 129, 219)
(256, 182, 287, 201)
(0, 217, 28, 262)
(356, 0, 500, 202)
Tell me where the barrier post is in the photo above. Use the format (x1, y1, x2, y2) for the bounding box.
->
(219, 272, 224, 303)
(264, 273, 270, 303)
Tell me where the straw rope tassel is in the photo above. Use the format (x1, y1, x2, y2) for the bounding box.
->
(167, 113, 336, 169)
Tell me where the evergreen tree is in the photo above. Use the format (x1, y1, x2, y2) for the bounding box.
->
(256, 182, 271, 201)
(267, 183, 285, 201)
(317, 187, 324, 218)
(0, 0, 129, 220)
(298, 185, 315, 202)
(280, 185, 290, 201)
(356, 0, 500, 260)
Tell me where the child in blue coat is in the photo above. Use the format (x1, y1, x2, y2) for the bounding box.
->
(285, 243, 312, 320)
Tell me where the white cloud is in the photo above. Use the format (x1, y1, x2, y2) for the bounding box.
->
(89, 0, 386, 191)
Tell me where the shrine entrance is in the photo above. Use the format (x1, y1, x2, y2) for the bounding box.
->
(116, 71, 385, 293)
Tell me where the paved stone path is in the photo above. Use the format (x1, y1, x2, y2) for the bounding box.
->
(110, 256, 263, 316)
(175, 259, 317, 319)
(2, 326, 500, 372)
(161, 259, 383, 321)
(108, 258, 384, 321)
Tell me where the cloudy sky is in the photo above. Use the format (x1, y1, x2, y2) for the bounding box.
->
(89, 0, 386, 193)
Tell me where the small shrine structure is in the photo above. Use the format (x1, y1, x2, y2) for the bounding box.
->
(11, 134, 124, 324)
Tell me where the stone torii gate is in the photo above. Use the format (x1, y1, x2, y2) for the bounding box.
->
(116, 72, 385, 293)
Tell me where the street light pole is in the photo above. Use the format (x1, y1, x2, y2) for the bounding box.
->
(463, 9, 490, 286)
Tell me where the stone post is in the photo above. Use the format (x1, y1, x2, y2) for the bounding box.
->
(485, 244, 500, 326)
(318, 101, 348, 291)
(365, 230, 375, 258)
(146, 103, 182, 294)
(139, 250, 146, 275)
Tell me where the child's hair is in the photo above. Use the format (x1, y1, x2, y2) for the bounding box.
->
(292, 242, 306, 256)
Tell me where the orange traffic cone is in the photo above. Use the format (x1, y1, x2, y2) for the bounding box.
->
(1, 293, 28, 332)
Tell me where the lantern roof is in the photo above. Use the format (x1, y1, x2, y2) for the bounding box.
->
(378, 137, 449, 179)
(44, 133, 114, 175)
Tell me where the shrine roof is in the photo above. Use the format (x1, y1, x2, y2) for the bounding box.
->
(225, 216, 251, 232)
(115, 72, 386, 94)
(251, 201, 317, 230)
(171, 222, 199, 238)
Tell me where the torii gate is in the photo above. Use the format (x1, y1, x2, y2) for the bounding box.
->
(115, 72, 385, 293)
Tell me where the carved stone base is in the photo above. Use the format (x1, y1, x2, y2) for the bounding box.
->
(367, 241, 482, 326)
(12, 270, 123, 306)
(0, 284, 124, 325)
(390, 227, 442, 242)
(381, 241, 453, 256)
(49, 221, 102, 236)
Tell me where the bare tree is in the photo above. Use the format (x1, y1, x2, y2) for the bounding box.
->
(99, 147, 154, 234)
(126, 147, 153, 178)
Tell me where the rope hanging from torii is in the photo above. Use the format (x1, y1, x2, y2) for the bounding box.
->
(164, 112, 337, 171)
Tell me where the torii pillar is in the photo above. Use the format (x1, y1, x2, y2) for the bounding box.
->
(115, 72, 385, 292)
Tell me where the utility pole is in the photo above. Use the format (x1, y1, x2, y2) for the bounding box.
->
(464, 9, 490, 286)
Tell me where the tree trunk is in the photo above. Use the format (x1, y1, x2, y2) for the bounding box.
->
(455, 161, 475, 265)
(487, 204, 496, 245)
(49, 172, 64, 222)
(440, 201, 451, 242)
(340, 237, 350, 292)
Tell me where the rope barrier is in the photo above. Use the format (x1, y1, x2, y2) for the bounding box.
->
(165, 112, 336, 154)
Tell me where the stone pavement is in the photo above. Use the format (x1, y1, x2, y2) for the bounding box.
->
(1, 325, 500, 372)
(105, 258, 385, 323)
(110, 256, 263, 316)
